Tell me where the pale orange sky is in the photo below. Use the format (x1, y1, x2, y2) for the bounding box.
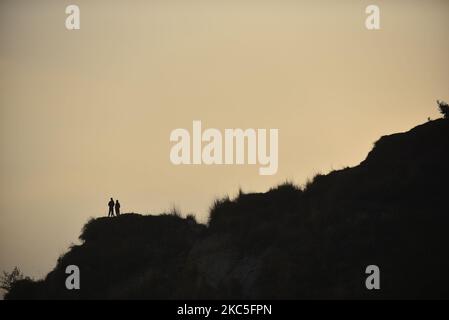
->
(1, 0, 448, 278)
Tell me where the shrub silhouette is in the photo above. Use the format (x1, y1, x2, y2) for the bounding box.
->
(438, 100, 449, 119)
(1, 267, 26, 292)
(5, 118, 449, 299)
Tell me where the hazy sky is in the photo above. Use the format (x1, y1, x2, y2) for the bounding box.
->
(1, 0, 448, 279)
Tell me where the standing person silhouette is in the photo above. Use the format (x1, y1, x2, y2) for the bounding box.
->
(108, 198, 115, 217)
(115, 200, 121, 216)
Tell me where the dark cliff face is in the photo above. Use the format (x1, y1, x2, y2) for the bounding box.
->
(6, 119, 449, 299)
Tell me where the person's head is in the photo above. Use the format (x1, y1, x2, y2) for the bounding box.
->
(116, 200, 119, 203)
(110, 198, 113, 201)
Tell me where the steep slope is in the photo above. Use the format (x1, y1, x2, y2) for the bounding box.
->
(6, 119, 449, 299)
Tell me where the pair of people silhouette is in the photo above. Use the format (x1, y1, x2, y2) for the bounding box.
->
(108, 198, 121, 217)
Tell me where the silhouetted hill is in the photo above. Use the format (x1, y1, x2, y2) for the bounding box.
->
(5, 119, 449, 299)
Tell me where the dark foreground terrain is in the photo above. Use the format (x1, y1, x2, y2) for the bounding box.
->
(6, 118, 449, 299)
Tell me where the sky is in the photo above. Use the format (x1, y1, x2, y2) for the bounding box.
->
(0, 0, 448, 279)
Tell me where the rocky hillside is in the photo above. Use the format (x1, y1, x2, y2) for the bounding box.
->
(5, 118, 449, 299)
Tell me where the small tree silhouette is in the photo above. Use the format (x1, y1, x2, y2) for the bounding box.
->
(437, 100, 449, 119)
(0, 267, 27, 292)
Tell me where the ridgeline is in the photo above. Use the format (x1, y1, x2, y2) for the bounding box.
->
(6, 119, 449, 299)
